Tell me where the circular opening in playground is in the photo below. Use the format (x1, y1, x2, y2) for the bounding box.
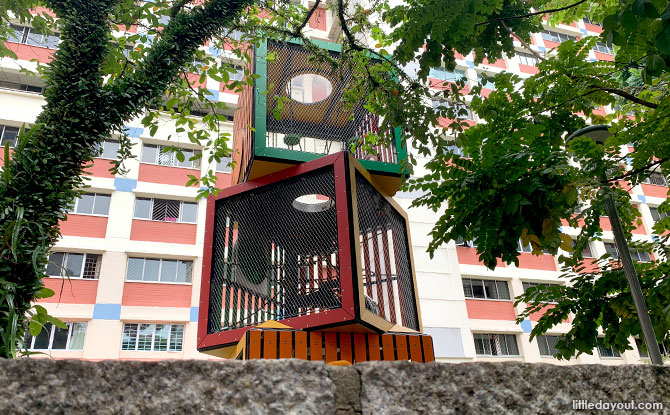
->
(292, 194, 334, 213)
(286, 73, 333, 104)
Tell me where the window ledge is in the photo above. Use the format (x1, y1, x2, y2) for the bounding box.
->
(125, 280, 192, 286)
(140, 162, 201, 171)
(45, 276, 98, 280)
(465, 298, 513, 302)
(66, 212, 109, 218)
(132, 217, 196, 225)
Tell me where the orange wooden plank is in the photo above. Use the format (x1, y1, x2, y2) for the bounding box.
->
(408, 335, 424, 362)
(367, 334, 381, 361)
(381, 334, 395, 361)
(279, 331, 293, 359)
(395, 335, 409, 360)
(263, 330, 277, 359)
(310, 332, 323, 361)
(248, 330, 262, 360)
(422, 335, 435, 363)
(339, 333, 353, 363)
(324, 332, 338, 363)
(353, 333, 368, 362)
(295, 331, 308, 360)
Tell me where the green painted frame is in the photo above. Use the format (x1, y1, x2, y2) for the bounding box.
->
(252, 37, 407, 177)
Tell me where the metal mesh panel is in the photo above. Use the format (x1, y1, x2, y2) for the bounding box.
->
(208, 167, 341, 333)
(82, 254, 101, 279)
(263, 40, 397, 163)
(152, 199, 180, 222)
(355, 172, 419, 330)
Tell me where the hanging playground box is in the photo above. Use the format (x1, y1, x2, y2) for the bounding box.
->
(197, 152, 421, 356)
(230, 38, 407, 195)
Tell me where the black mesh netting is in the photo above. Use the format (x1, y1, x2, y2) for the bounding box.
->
(263, 40, 397, 163)
(355, 172, 419, 331)
(208, 167, 341, 333)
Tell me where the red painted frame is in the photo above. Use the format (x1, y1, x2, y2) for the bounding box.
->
(197, 152, 356, 351)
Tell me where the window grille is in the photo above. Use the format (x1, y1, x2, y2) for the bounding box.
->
(215, 156, 232, 173)
(141, 143, 201, 169)
(649, 207, 669, 222)
(0, 80, 43, 93)
(603, 242, 650, 262)
(541, 30, 576, 43)
(642, 172, 667, 186)
(473, 333, 519, 356)
(597, 338, 621, 358)
(428, 67, 466, 82)
(463, 278, 510, 300)
(121, 323, 184, 351)
(593, 42, 614, 54)
(126, 257, 193, 283)
(47, 252, 101, 279)
(517, 52, 539, 66)
(537, 335, 563, 357)
(134, 197, 197, 223)
(95, 140, 120, 159)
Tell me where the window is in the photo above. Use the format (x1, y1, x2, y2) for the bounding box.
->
(228, 65, 244, 82)
(635, 338, 669, 358)
(46, 252, 101, 279)
(431, 100, 474, 120)
(455, 236, 476, 247)
(569, 239, 593, 258)
(522, 281, 559, 292)
(0, 124, 20, 148)
(596, 338, 621, 358)
(141, 143, 201, 169)
(25, 322, 87, 351)
(517, 239, 549, 254)
(428, 67, 465, 82)
(477, 74, 496, 89)
(67, 193, 111, 215)
(642, 172, 667, 186)
(473, 333, 520, 356)
(517, 52, 539, 67)
(215, 156, 232, 173)
(462, 278, 511, 300)
(603, 242, 650, 262)
(121, 323, 184, 351)
(537, 335, 563, 357)
(126, 257, 193, 283)
(649, 207, 669, 222)
(583, 17, 602, 26)
(593, 42, 614, 54)
(0, 80, 43, 93)
(8, 24, 59, 49)
(541, 30, 576, 44)
(95, 139, 120, 159)
(134, 197, 197, 223)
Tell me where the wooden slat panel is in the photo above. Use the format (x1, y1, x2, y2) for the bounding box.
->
(324, 333, 338, 363)
(295, 331, 308, 360)
(395, 335, 409, 360)
(381, 229, 397, 324)
(279, 331, 293, 359)
(339, 333, 353, 363)
(310, 332, 323, 361)
(371, 230, 387, 319)
(353, 333, 368, 362)
(367, 334, 381, 361)
(422, 335, 435, 363)
(263, 330, 277, 359)
(408, 335, 424, 362)
(381, 334, 395, 361)
(248, 330, 262, 360)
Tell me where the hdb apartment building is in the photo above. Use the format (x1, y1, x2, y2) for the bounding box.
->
(0, 4, 664, 363)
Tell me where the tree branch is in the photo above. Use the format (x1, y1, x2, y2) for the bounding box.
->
(293, 0, 321, 35)
(337, 0, 363, 51)
(476, 0, 588, 26)
(587, 85, 659, 109)
(500, 20, 544, 61)
(606, 158, 670, 183)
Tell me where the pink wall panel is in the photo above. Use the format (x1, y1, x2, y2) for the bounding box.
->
(60, 215, 108, 238)
(138, 163, 200, 186)
(466, 299, 516, 320)
(517, 253, 557, 271)
(40, 278, 98, 304)
(83, 158, 115, 179)
(456, 247, 506, 268)
(518, 64, 539, 74)
(130, 220, 197, 244)
(122, 282, 192, 307)
(5, 42, 54, 63)
(641, 184, 668, 198)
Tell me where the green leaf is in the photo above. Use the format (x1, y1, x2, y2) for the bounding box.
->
(647, 54, 666, 75)
(29, 320, 43, 337)
(654, 26, 670, 55)
(34, 287, 55, 299)
(175, 150, 185, 162)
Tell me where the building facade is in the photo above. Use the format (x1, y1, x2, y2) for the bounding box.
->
(0, 5, 663, 363)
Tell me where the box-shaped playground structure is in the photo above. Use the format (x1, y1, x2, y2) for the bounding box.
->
(230, 38, 407, 195)
(197, 152, 421, 356)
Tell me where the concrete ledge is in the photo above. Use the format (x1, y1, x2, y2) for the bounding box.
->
(0, 360, 668, 414)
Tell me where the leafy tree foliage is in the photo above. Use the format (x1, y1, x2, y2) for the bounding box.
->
(1, 0, 669, 360)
